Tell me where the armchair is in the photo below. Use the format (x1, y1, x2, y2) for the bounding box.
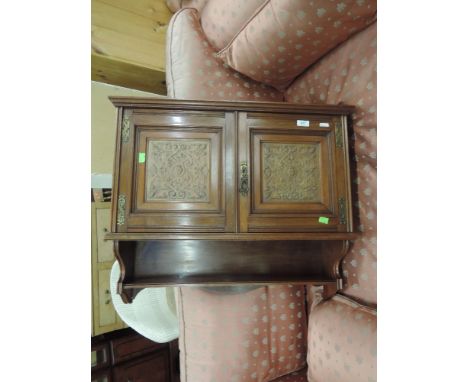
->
(164, 1, 377, 381)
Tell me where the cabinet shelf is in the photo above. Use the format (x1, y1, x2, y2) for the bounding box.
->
(114, 239, 348, 303)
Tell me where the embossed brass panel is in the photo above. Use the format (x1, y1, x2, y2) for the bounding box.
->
(121, 111, 130, 143)
(334, 117, 343, 149)
(117, 195, 126, 226)
(239, 162, 249, 197)
(145, 139, 211, 202)
(262, 142, 321, 202)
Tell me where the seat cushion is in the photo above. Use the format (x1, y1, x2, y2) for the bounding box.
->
(285, 22, 377, 306)
(307, 295, 377, 382)
(176, 285, 308, 382)
(166, 8, 283, 101)
(217, 0, 376, 90)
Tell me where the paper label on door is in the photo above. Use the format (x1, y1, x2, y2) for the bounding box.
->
(318, 216, 330, 224)
(297, 120, 310, 127)
(138, 152, 146, 163)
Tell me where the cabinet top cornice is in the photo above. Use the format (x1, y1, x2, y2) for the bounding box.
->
(109, 97, 355, 115)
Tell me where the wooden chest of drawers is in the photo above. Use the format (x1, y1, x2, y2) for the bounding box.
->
(92, 328, 179, 382)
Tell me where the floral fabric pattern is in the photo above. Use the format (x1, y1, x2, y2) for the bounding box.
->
(166, 8, 283, 101)
(201, 0, 266, 50)
(217, 0, 376, 90)
(307, 295, 377, 382)
(177, 285, 308, 382)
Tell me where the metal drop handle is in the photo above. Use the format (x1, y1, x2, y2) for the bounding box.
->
(105, 289, 111, 304)
(239, 162, 249, 196)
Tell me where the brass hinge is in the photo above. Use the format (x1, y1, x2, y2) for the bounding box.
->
(338, 197, 347, 225)
(239, 162, 249, 197)
(117, 195, 126, 226)
(121, 111, 130, 143)
(334, 117, 343, 149)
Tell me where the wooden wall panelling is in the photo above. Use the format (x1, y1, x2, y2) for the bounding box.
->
(92, 54, 167, 95)
(91, 0, 172, 94)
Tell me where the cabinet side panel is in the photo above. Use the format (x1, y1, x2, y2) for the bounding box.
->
(111, 107, 123, 232)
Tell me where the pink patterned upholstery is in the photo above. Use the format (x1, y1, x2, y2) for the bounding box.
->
(217, 0, 376, 90)
(306, 295, 377, 382)
(200, 0, 266, 51)
(285, 22, 377, 306)
(166, 8, 283, 101)
(177, 286, 308, 382)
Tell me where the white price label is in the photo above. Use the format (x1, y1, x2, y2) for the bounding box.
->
(297, 120, 310, 127)
(319, 122, 330, 127)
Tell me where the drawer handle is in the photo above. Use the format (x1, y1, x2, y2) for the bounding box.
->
(239, 162, 249, 197)
(105, 289, 111, 304)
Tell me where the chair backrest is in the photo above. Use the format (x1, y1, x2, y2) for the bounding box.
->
(110, 261, 179, 343)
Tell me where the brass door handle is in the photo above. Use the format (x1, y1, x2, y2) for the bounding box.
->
(239, 162, 249, 197)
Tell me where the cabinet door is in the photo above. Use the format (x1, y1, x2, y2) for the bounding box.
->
(238, 112, 352, 233)
(114, 110, 236, 233)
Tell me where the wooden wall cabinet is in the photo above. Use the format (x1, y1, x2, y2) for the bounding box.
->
(107, 99, 357, 302)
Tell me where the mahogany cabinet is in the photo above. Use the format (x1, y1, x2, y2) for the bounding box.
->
(107, 98, 357, 302)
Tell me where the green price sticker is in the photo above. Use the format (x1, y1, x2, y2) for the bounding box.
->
(318, 216, 329, 224)
(138, 152, 146, 163)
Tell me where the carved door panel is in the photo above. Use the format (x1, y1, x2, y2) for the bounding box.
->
(238, 112, 352, 233)
(114, 110, 236, 233)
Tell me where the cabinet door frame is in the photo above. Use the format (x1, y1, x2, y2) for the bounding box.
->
(113, 109, 237, 233)
(238, 112, 352, 233)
